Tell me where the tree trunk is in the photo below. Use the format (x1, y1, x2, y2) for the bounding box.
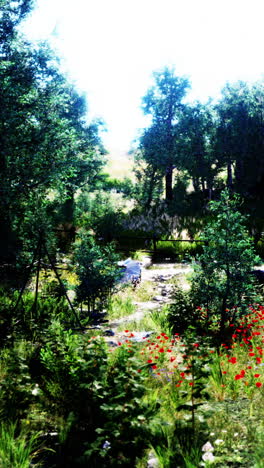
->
(192, 177, 200, 192)
(165, 165, 173, 201)
(227, 161, 233, 189)
(145, 167, 158, 209)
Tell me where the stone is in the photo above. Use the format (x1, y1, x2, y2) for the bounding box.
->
(103, 329, 115, 336)
(153, 295, 164, 302)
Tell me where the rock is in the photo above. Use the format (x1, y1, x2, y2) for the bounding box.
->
(153, 295, 164, 302)
(128, 331, 154, 342)
(251, 269, 264, 284)
(103, 329, 115, 336)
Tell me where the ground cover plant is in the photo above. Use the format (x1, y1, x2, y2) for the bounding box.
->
(0, 298, 263, 467)
(115, 303, 264, 467)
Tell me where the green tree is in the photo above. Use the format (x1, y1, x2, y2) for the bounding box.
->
(74, 236, 121, 313)
(214, 81, 264, 241)
(215, 81, 264, 195)
(178, 101, 217, 198)
(0, 1, 104, 263)
(139, 67, 190, 202)
(191, 189, 259, 335)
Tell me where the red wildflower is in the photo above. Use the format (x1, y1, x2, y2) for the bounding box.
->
(256, 382, 262, 388)
(228, 357, 237, 364)
(159, 348, 165, 353)
(235, 374, 242, 380)
(254, 374, 261, 378)
(147, 359, 152, 363)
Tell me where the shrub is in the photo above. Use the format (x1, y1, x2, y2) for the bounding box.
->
(0, 291, 71, 342)
(190, 189, 259, 335)
(38, 322, 153, 466)
(167, 284, 200, 335)
(74, 235, 121, 313)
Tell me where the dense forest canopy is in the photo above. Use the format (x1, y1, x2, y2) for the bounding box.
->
(136, 69, 264, 219)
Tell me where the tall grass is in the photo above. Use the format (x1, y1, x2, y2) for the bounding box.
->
(155, 240, 203, 260)
(107, 295, 135, 319)
(0, 423, 43, 468)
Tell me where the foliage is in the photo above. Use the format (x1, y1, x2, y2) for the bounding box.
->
(177, 101, 217, 196)
(0, 290, 71, 343)
(75, 190, 126, 241)
(155, 240, 203, 261)
(38, 323, 154, 467)
(0, 422, 42, 468)
(74, 235, 121, 313)
(167, 284, 199, 335)
(0, 0, 105, 264)
(190, 189, 259, 334)
(107, 295, 135, 319)
(0, 340, 35, 422)
(138, 67, 190, 203)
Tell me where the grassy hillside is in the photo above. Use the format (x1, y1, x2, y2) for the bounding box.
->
(105, 149, 134, 180)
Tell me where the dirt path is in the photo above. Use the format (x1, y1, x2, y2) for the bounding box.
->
(104, 259, 192, 344)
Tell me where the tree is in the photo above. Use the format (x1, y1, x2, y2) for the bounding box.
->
(177, 102, 217, 198)
(74, 236, 121, 313)
(215, 81, 264, 195)
(0, 1, 105, 263)
(139, 67, 190, 202)
(0, 0, 33, 47)
(191, 189, 259, 336)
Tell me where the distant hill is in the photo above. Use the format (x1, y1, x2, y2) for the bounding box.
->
(105, 149, 134, 179)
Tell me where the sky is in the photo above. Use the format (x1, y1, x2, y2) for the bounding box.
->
(22, 0, 264, 154)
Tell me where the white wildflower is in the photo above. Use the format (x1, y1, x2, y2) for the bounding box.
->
(202, 452, 215, 463)
(202, 441, 214, 452)
(214, 439, 224, 445)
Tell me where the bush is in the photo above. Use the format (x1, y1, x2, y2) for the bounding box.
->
(0, 291, 71, 342)
(190, 189, 259, 335)
(167, 284, 200, 335)
(37, 322, 154, 466)
(74, 235, 121, 313)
